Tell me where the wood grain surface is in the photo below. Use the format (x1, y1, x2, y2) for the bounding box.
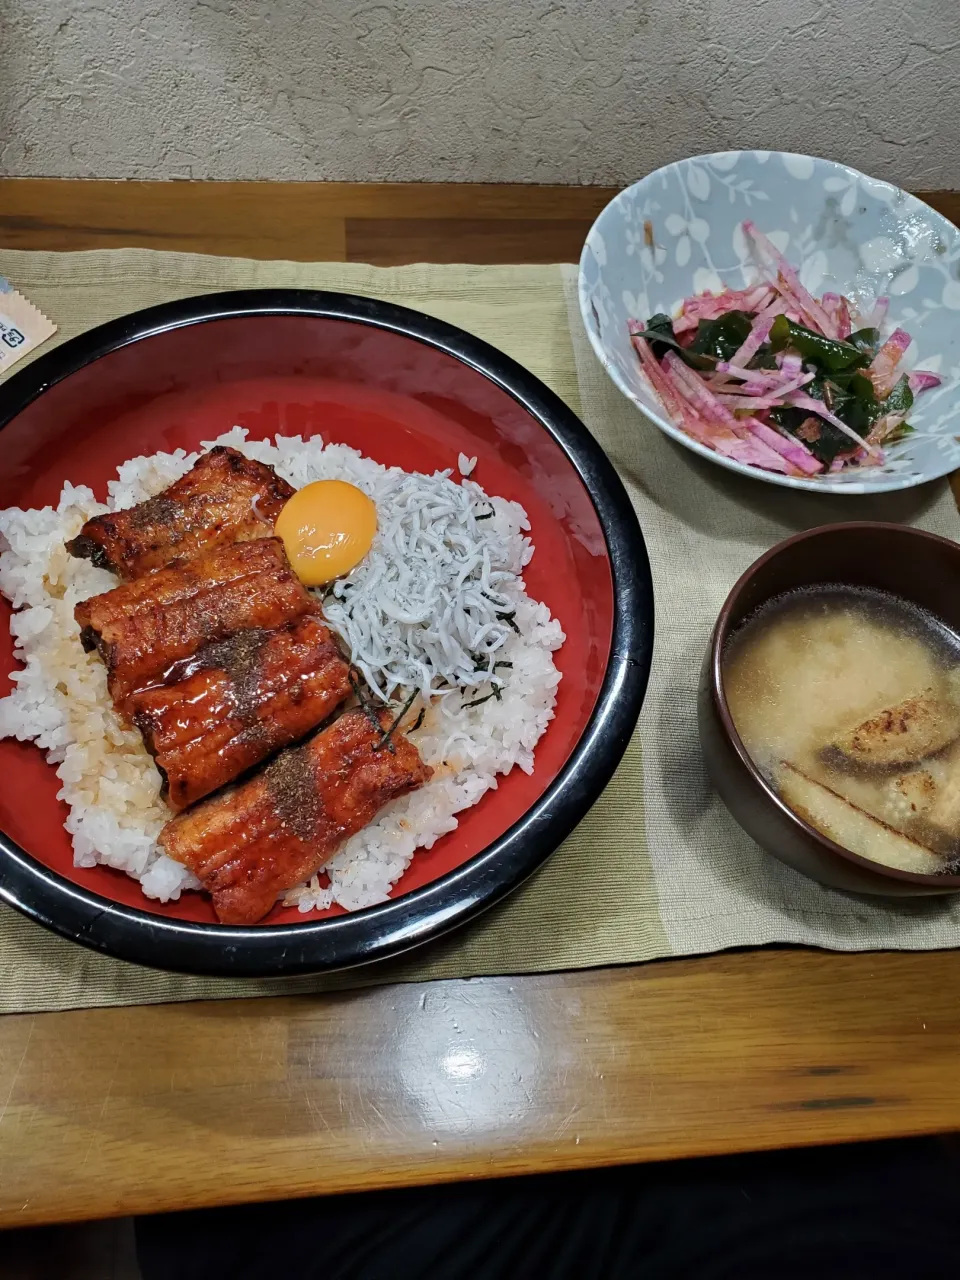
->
(0, 179, 958, 1228)
(0, 180, 618, 263)
(2, 179, 957, 264)
(2, 950, 960, 1228)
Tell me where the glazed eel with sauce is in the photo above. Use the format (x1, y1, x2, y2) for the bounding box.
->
(131, 616, 353, 811)
(66, 445, 296, 578)
(160, 710, 432, 925)
(69, 446, 430, 923)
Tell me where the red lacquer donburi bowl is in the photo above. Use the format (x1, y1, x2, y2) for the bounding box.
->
(0, 291, 653, 975)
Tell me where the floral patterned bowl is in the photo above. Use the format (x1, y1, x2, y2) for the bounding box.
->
(578, 151, 960, 494)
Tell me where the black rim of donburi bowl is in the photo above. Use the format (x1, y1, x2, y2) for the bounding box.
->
(0, 289, 655, 977)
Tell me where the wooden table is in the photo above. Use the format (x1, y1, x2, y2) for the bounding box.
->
(1, 181, 959, 1229)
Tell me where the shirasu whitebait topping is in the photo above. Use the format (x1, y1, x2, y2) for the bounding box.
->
(320, 466, 533, 701)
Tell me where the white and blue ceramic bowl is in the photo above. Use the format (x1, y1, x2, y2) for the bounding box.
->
(579, 151, 960, 494)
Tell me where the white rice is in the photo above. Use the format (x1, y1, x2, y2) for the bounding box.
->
(0, 429, 564, 915)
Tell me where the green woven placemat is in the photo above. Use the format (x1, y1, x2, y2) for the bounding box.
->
(0, 249, 957, 1014)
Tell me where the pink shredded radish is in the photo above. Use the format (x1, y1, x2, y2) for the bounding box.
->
(673, 285, 774, 334)
(716, 394, 784, 410)
(821, 293, 841, 312)
(663, 351, 755, 434)
(729, 310, 775, 367)
(631, 336, 767, 465)
(657, 356, 794, 471)
(774, 281, 822, 333)
(747, 420, 823, 475)
(836, 296, 852, 339)
(743, 221, 838, 338)
(868, 328, 911, 397)
(664, 353, 820, 475)
(714, 369, 814, 407)
(716, 363, 810, 393)
(908, 369, 942, 393)
(714, 362, 759, 381)
(626, 223, 937, 480)
(867, 412, 907, 447)
(716, 378, 814, 410)
(860, 296, 889, 330)
(630, 335, 705, 437)
(821, 293, 852, 339)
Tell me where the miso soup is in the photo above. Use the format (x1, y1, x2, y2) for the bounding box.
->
(723, 585, 960, 875)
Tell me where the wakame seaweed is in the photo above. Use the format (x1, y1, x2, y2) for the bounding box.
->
(631, 314, 716, 369)
(769, 315, 869, 372)
(687, 310, 754, 362)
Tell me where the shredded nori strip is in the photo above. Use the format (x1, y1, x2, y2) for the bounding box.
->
(461, 677, 505, 709)
(374, 686, 419, 753)
(349, 669, 388, 740)
(461, 690, 498, 709)
(496, 610, 521, 634)
(410, 707, 426, 733)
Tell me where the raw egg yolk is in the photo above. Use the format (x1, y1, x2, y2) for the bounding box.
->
(275, 480, 377, 586)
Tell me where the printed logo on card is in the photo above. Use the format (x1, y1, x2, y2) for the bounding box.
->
(0, 279, 57, 374)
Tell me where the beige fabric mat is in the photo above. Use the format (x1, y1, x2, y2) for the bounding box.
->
(0, 249, 958, 1015)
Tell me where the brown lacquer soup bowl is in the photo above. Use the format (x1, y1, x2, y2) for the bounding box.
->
(699, 521, 960, 897)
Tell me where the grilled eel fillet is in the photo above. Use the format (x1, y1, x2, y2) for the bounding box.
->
(159, 709, 433, 925)
(74, 537, 318, 716)
(66, 446, 295, 579)
(132, 615, 352, 811)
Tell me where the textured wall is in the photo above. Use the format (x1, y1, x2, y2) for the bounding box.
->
(1, 0, 958, 186)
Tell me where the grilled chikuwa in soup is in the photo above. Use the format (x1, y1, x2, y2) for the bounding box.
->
(724, 585, 960, 875)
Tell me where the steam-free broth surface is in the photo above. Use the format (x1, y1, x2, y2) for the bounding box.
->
(724, 586, 960, 875)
